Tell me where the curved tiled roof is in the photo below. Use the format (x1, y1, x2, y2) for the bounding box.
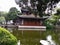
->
(17, 14, 49, 19)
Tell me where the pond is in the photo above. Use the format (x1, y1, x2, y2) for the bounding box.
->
(10, 29, 60, 45)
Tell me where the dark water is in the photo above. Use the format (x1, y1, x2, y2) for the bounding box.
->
(10, 29, 60, 45)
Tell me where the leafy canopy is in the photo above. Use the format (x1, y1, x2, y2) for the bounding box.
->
(6, 7, 19, 21)
(0, 27, 17, 45)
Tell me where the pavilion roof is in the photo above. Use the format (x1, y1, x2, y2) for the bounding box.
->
(17, 14, 49, 19)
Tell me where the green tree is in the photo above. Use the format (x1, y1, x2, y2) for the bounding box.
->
(15, 0, 60, 17)
(55, 8, 60, 16)
(0, 16, 6, 24)
(44, 8, 60, 29)
(37, 0, 60, 17)
(0, 27, 17, 45)
(0, 11, 8, 17)
(6, 7, 19, 21)
(0, 11, 8, 24)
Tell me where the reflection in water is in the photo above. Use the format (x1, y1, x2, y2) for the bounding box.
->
(12, 30, 60, 45)
(17, 40, 20, 45)
(6, 28, 13, 32)
(40, 35, 56, 45)
(46, 35, 56, 45)
(40, 40, 50, 45)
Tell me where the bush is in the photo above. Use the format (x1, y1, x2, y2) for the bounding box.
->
(44, 14, 59, 29)
(0, 27, 17, 45)
(44, 20, 55, 29)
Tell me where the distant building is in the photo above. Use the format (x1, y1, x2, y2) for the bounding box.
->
(13, 14, 47, 30)
(14, 0, 47, 30)
(13, 14, 47, 26)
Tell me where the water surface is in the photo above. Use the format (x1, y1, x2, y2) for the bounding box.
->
(11, 30, 60, 45)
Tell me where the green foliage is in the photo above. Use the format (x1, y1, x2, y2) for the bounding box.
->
(0, 16, 6, 24)
(37, 0, 59, 17)
(44, 7, 60, 29)
(0, 11, 7, 17)
(44, 20, 55, 29)
(0, 11, 8, 24)
(15, 0, 60, 17)
(56, 8, 60, 15)
(6, 7, 19, 21)
(44, 15, 59, 29)
(7, 12, 17, 20)
(0, 27, 17, 45)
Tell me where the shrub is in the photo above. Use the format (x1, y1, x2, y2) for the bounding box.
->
(44, 14, 60, 29)
(44, 20, 55, 29)
(0, 27, 17, 45)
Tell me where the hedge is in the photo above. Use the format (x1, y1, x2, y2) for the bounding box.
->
(0, 27, 17, 45)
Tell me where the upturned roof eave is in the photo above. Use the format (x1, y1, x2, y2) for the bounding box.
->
(17, 15, 48, 19)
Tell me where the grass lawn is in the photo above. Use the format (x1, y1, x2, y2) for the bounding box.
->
(12, 30, 60, 45)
